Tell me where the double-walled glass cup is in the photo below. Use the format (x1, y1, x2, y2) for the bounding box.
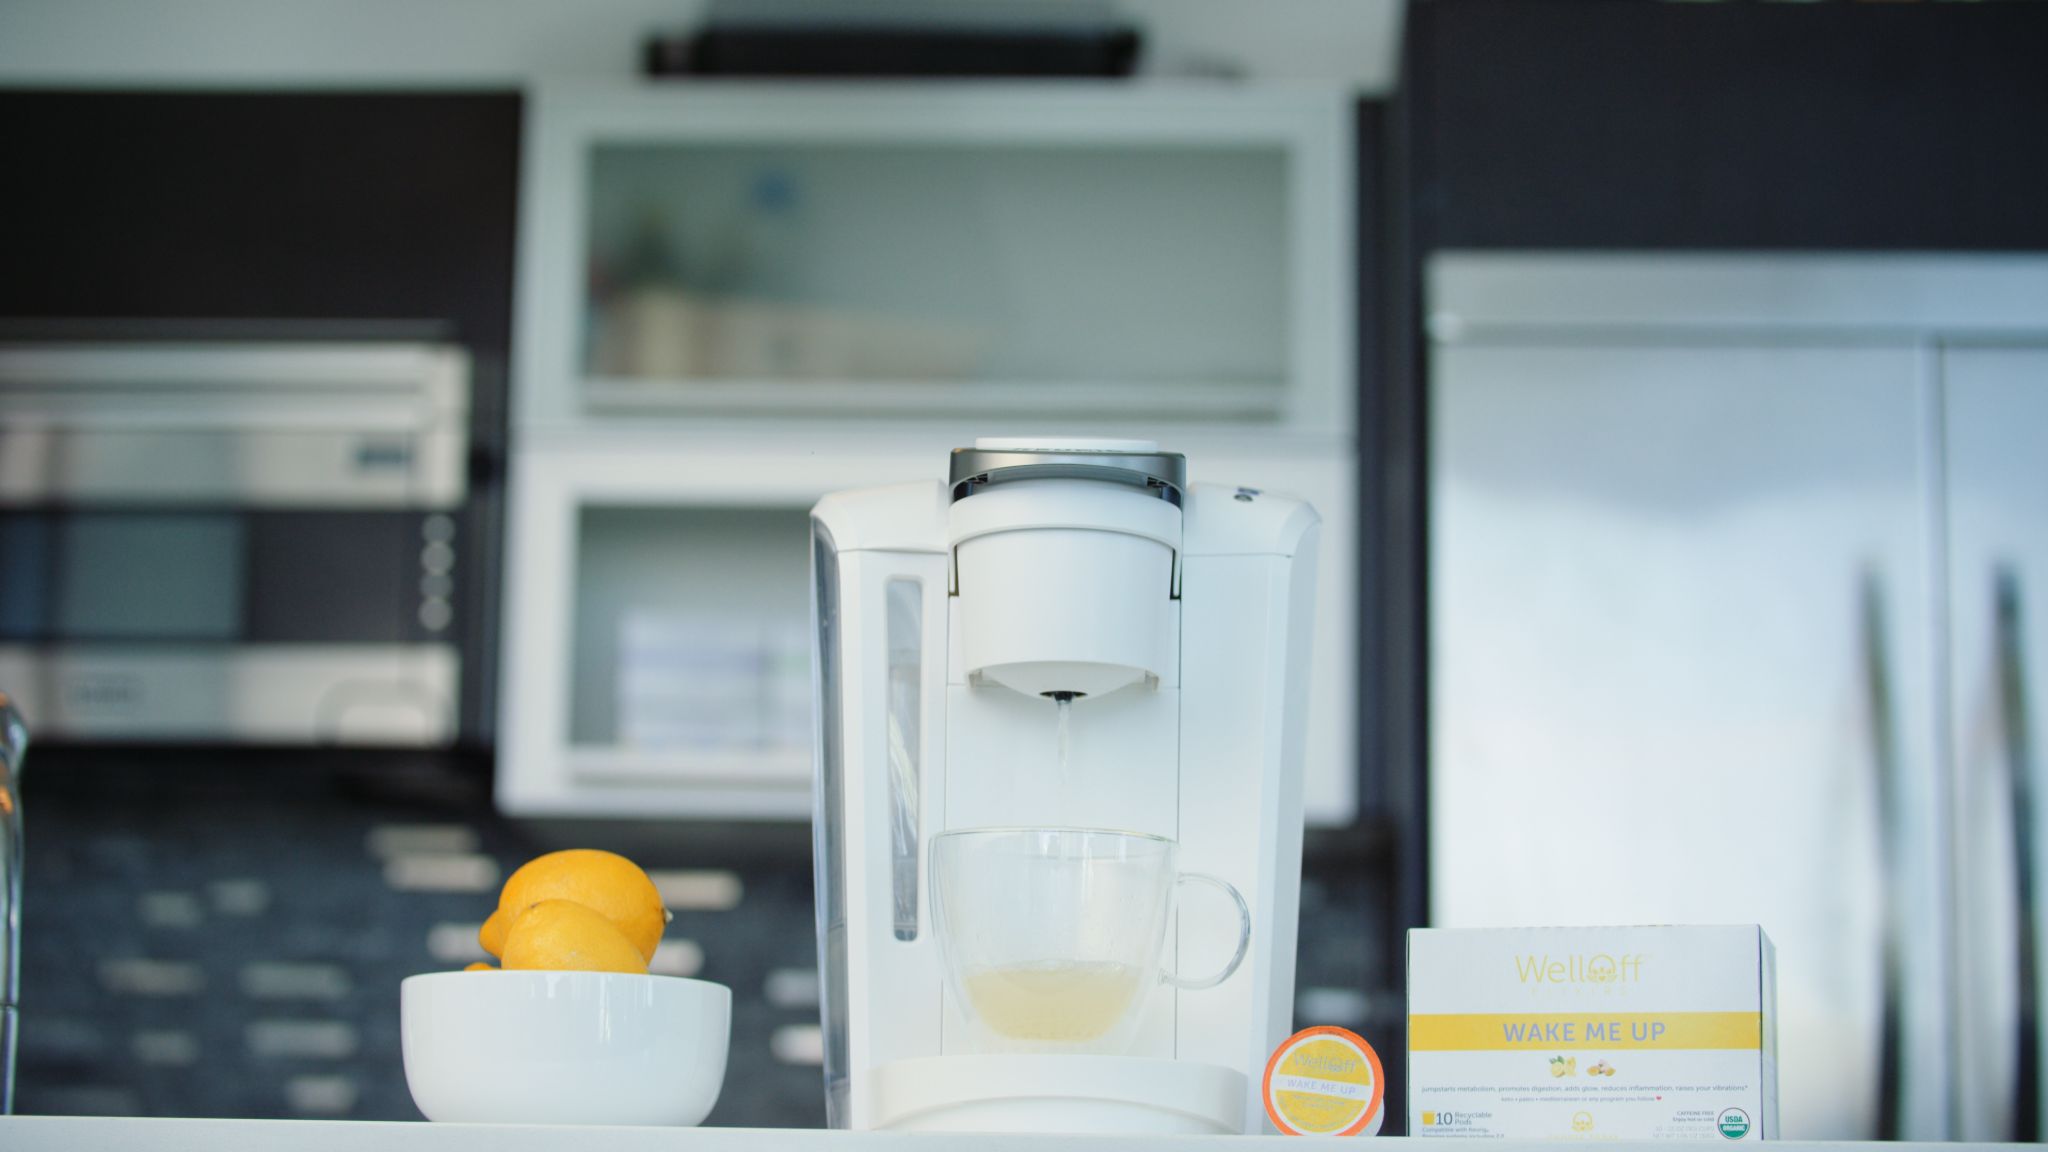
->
(929, 827, 1251, 1055)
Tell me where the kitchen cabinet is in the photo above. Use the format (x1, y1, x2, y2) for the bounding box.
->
(497, 429, 1356, 824)
(516, 82, 1355, 433)
(1426, 255, 2048, 1141)
(500, 83, 1362, 824)
(499, 434, 919, 818)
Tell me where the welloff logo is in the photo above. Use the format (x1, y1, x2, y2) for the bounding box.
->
(1515, 953, 1648, 985)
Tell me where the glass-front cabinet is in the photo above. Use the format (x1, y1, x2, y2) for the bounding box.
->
(498, 436, 942, 817)
(497, 430, 1356, 822)
(502, 83, 1359, 822)
(516, 83, 1353, 430)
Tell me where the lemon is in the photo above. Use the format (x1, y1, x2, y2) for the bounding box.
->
(501, 899, 649, 974)
(478, 907, 512, 958)
(463, 961, 495, 972)
(487, 849, 667, 961)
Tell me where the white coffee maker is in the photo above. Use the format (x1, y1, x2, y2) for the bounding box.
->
(809, 438, 1319, 1134)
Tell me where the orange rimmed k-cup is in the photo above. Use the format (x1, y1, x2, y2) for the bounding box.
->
(1263, 1025, 1385, 1136)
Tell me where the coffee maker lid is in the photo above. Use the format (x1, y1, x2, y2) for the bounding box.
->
(949, 437, 1186, 504)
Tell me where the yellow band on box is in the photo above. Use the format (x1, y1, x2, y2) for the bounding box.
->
(1409, 1011, 1761, 1052)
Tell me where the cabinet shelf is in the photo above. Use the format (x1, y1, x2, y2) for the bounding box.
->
(534, 745, 811, 821)
(569, 745, 811, 788)
(580, 375, 1286, 419)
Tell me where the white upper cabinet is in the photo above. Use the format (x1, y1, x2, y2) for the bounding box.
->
(514, 82, 1355, 434)
(495, 428, 1357, 823)
(499, 82, 1363, 824)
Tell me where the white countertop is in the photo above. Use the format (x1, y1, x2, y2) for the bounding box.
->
(0, 1119, 2015, 1152)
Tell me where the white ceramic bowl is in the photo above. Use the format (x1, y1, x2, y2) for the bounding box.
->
(401, 970, 731, 1125)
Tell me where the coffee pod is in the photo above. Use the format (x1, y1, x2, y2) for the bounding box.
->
(1263, 1025, 1385, 1136)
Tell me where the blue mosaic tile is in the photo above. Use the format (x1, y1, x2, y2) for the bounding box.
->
(13, 749, 1394, 1126)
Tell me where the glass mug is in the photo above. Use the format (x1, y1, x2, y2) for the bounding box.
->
(929, 827, 1251, 1055)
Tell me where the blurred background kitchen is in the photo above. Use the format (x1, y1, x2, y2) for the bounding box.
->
(0, 0, 2042, 1141)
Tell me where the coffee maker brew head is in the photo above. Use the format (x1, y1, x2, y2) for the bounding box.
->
(947, 439, 1185, 701)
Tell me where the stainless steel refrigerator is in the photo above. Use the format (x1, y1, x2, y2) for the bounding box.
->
(1427, 254, 2047, 1141)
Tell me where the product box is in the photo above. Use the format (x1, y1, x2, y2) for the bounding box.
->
(1408, 926, 1778, 1141)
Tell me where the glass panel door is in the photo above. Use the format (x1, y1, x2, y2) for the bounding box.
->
(582, 142, 1288, 403)
(569, 504, 814, 770)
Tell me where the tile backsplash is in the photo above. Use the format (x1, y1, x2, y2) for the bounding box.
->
(15, 749, 1393, 1125)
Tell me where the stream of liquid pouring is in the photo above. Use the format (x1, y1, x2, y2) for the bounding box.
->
(1056, 696, 1072, 774)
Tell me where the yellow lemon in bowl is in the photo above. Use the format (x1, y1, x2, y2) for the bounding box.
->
(501, 899, 650, 975)
(478, 849, 668, 961)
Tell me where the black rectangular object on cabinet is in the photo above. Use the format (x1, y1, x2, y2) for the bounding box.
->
(649, 25, 1141, 78)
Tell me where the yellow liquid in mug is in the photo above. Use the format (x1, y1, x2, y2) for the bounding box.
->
(963, 961, 1144, 1041)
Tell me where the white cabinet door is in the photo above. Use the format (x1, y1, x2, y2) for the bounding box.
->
(497, 433, 947, 819)
(1430, 341, 1946, 1140)
(517, 84, 1354, 435)
(498, 430, 1360, 827)
(1943, 344, 2048, 1142)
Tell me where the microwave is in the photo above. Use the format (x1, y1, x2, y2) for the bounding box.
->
(0, 342, 470, 745)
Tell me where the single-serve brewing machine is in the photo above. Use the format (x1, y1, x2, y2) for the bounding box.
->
(810, 438, 1320, 1133)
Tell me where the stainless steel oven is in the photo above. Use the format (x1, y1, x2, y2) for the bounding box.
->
(0, 342, 469, 744)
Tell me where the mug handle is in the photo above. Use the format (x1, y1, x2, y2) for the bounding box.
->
(1162, 872, 1251, 990)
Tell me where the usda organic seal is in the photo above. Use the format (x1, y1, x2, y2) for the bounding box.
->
(1262, 1026, 1385, 1136)
(1718, 1107, 1753, 1139)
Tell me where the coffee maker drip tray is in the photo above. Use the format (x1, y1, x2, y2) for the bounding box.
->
(871, 1055, 1246, 1134)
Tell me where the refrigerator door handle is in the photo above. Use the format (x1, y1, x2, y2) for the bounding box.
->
(1995, 567, 2041, 1143)
(1858, 569, 1906, 1140)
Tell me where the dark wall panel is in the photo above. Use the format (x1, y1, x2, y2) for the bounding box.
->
(1410, 0, 2048, 250)
(0, 91, 520, 345)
